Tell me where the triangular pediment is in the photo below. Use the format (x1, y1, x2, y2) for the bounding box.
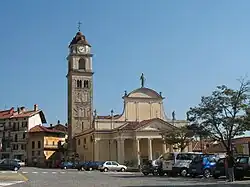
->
(136, 118, 177, 132)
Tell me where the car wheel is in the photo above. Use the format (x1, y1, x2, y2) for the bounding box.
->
(104, 167, 108, 172)
(213, 175, 219, 179)
(180, 168, 188, 177)
(235, 175, 244, 180)
(142, 172, 149, 176)
(191, 174, 197, 178)
(121, 168, 125, 172)
(203, 169, 211, 178)
(81, 167, 85, 171)
(89, 167, 93, 171)
(64, 166, 67, 170)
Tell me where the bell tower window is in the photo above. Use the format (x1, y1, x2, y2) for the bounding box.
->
(77, 80, 82, 88)
(84, 80, 89, 88)
(79, 58, 86, 70)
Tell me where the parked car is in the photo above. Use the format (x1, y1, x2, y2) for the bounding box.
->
(14, 159, 25, 167)
(213, 158, 226, 179)
(188, 154, 217, 178)
(99, 161, 127, 172)
(159, 152, 202, 177)
(60, 161, 77, 169)
(84, 161, 105, 171)
(141, 160, 159, 176)
(234, 156, 250, 180)
(0, 159, 21, 171)
(76, 161, 91, 171)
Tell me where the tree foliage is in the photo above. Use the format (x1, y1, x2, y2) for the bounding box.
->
(162, 126, 194, 152)
(187, 78, 250, 152)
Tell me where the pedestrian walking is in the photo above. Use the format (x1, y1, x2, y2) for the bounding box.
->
(226, 151, 235, 182)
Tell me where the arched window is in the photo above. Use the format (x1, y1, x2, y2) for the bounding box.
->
(76, 80, 82, 88)
(79, 58, 86, 70)
(84, 80, 89, 88)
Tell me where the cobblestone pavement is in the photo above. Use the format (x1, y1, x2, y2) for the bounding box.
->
(4, 167, 250, 187)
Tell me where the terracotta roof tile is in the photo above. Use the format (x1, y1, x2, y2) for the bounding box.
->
(29, 125, 65, 134)
(0, 108, 15, 119)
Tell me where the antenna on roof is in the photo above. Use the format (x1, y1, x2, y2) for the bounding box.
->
(4, 105, 7, 110)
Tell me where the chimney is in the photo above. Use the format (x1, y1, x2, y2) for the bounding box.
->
(34, 104, 38, 111)
(20, 106, 25, 112)
(50, 124, 53, 127)
(57, 120, 60, 125)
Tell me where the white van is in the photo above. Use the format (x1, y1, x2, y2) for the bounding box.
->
(159, 152, 202, 177)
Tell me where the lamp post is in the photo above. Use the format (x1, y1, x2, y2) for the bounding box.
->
(109, 109, 114, 160)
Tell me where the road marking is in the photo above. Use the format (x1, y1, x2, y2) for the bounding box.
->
(42, 172, 48, 173)
(52, 172, 57, 174)
(18, 173, 29, 182)
(32, 172, 38, 174)
(21, 171, 28, 174)
(60, 172, 65, 174)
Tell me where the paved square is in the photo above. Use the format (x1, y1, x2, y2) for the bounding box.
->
(3, 167, 250, 187)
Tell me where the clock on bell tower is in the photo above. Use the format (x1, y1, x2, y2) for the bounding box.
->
(66, 30, 94, 140)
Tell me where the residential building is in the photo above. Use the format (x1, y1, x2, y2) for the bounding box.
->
(0, 104, 46, 160)
(27, 125, 66, 167)
(66, 30, 191, 165)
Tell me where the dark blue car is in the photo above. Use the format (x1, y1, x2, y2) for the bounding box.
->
(0, 159, 21, 171)
(85, 161, 104, 171)
(60, 161, 77, 169)
(188, 154, 218, 178)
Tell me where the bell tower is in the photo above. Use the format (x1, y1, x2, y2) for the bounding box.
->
(67, 29, 94, 143)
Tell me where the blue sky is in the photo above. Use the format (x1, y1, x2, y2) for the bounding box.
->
(0, 0, 250, 125)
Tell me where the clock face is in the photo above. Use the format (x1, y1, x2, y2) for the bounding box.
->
(78, 46, 85, 53)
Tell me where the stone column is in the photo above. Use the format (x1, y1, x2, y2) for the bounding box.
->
(94, 139, 99, 161)
(148, 138, 153, 160)
(117, 139, 125, 164)
(162, 141, 167, 153)
(135, 138, 141, 166)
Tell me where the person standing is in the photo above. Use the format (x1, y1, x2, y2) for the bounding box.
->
(226, 151, 235, 182)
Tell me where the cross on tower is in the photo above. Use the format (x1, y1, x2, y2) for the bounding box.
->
(77, 21, 82, 31)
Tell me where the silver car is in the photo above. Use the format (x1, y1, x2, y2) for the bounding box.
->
(99, 161, 127, 172)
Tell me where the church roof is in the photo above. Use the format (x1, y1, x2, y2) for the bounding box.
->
(118, 118, 174, 130)
(126, 87, 163, 99)
(69, 31, 91, 47)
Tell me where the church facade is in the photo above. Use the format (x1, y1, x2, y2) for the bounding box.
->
(67, 30, 191, 165)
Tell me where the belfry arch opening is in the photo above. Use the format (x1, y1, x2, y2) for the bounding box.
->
(79, 58, 86, 70)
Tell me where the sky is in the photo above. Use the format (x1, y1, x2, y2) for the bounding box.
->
(0, 0, 250, 126)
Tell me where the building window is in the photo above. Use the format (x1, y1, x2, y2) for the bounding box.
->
(32, 141, 35, 149)
(21, 144, 24, 150)
(83, 138, 86, 144)
(79, 58, 86, 70)
(77, 80, 82, 88)
(78, 139, 80, 145)
(37, 151, 41, 156)
(32, 151, 34, 156)
(46, 140, 48, 145)
(14, 134, 18, 142)
(23, 133, 25, 139)
(38, 141, 41, 149)
(52, 141, 55, 146)
(84, 80, 89, 88)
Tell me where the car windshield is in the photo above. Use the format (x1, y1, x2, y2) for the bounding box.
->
(161, 153, 175, 161)
(236, 157, 249, 164)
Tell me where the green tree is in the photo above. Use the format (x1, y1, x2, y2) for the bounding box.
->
(162, 126, 194, 152)
(187, 78, 250, 153)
